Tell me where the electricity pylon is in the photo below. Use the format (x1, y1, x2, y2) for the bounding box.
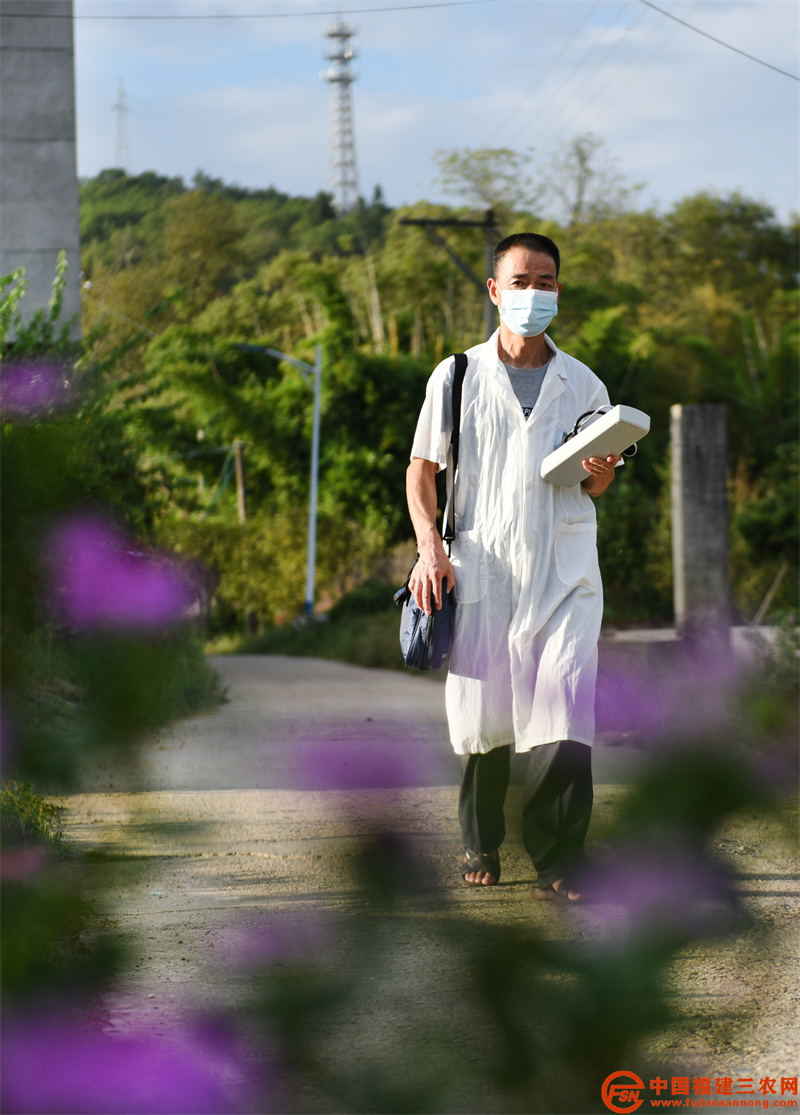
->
(322, 19, 359, 217)
(113, 77, 129, 172)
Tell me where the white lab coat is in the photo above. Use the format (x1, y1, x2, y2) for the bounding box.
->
(410, 330, 610, 755)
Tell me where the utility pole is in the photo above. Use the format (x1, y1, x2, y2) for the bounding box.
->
(322, 19, 359, 217)
(113, 77, 129, 172)
(399, 210, 498, 339)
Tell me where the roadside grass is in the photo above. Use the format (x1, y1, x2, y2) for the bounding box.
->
(21, 626, 227, 727)
(1, 631, 225, 1002)
(165, 630, 229, 714)
(2, 629, 226, 846)
(207, 581, 410, 672)
(1, 780, 69, 851)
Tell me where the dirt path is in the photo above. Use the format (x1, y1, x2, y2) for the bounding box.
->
(60, 656, 799, 1113)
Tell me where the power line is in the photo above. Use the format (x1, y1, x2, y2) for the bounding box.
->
(15, 0, 800, 85)
(508, 0, 632, 147)
(483, 0, 602, 147)
(523, 0, 650, 148)
(637, 0, 799, 81)
(575, 0, 680, 129)
(38, 0, 498, 19)
(580, 0, 702, 133)
(532, 0, 689, 146)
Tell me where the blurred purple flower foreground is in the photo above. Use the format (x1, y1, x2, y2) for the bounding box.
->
(215, 908, 333, 971)
(0, 361, 70, 418)
(291, 723, 441, 790)
(0, 1015, 237, 1115)
(0, 845, 50, 882)
(596, 647, 745, 746)
(589, 849, 737, 941)
(49, 516, 194, 631)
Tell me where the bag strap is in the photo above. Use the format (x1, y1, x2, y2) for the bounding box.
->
(443, 353, 467, 546)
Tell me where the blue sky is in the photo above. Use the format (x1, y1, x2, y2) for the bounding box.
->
(74, 1, 799, 221)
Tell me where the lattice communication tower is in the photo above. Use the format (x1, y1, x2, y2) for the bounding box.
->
(322, 19, 359, 216)
(113, 77, 130, 172)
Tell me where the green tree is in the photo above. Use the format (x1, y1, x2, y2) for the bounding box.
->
(434, 146, 544, 223)
(160, 190, 245, 314)
(547, 133, 644, 225)
(73, 167, 798, 627)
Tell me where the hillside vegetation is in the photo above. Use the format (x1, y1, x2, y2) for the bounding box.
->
(78, 156, 799, 630)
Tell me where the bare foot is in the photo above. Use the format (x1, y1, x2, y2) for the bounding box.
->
(532, 878, 582, 902)
(462, 851, 499, 886)
(553, 878, 581, 901)
(463, 868, 496, 886)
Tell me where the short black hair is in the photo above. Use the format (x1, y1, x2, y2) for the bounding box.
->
(493, 232, 561, 278)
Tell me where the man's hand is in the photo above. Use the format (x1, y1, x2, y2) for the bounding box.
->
(409, 547, 455, 616)
(580, 454, 622, 497)
(406, 457, 456, 615)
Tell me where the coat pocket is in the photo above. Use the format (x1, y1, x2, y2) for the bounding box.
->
(450, 529, 488, 604)
(554, 521, 599, 591)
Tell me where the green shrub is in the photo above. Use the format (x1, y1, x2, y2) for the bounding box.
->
(0, 781, 67, 850)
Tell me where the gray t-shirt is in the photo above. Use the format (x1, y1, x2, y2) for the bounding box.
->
(503, 358, 550, 419)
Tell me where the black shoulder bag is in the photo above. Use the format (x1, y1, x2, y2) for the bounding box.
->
(394, 353, 467, 670)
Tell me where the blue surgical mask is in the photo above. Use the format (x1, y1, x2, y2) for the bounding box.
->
(499, 289, 558, 337)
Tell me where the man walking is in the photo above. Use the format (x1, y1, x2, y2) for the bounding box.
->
(406, 232, 619, 902)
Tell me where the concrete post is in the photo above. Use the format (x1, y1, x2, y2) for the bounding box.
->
(0, 0, 81, 340)
(670, 404, 730, 644)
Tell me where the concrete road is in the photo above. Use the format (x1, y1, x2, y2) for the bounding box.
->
(60, 656, 798, 1114)
(75, 654, 644, 793)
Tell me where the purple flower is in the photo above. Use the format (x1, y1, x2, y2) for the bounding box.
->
(0, 361, 70, 418)
(48, 515, 194, 631)
(214, 909, 333, 970)
(595, 647, 745, 747)
(290, 722, 440, 791)
(0, 1013, 242, 1114)
(588, 848, 737, 941)
(0, 846, 50, 883)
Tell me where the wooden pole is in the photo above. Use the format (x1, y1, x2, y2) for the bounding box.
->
(751, 561, 789, 627)
(483, 208, 497, 341)
(398, 211, 499, 339)
(234, 438, 246, 524)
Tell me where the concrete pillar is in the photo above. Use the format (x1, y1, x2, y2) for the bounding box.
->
(0, 0, 81, 341)
(670, 404, 730, 643)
